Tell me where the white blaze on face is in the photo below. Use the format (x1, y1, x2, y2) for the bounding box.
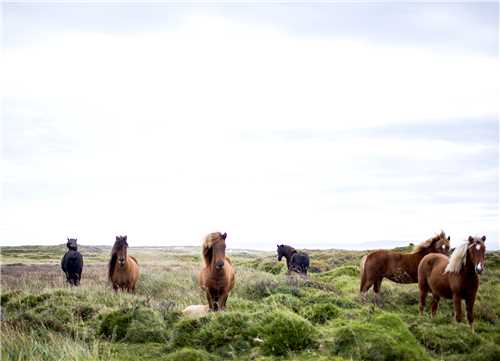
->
(442, 245, 446, 250)
(476, 244, 481, 251)
(476, 262, 483, 272)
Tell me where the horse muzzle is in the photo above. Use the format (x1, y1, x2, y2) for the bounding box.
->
(215, 260, 225, 270)
(475, 263, 484, 274)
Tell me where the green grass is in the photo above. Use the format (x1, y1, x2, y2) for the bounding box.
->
(1, 246, 499, 360)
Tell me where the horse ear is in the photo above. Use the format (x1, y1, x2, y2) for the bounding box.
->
(468, 236, 474, 243)
(221, 232, 227, 240)
(116, 236, 120, 241)
(447, 236, 450, 241)
(481, 235, 486, 242)
(123, 235, 127, 241)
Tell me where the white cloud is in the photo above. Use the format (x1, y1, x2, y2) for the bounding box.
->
(1, 13, 498, 249)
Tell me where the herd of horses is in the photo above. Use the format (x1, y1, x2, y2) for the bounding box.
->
(60, 230, 487, 331)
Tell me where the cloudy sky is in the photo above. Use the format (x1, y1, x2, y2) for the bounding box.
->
(1, 1, 498, 250)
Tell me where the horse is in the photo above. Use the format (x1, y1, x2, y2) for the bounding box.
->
(277, 244, 310, 275)
(108, 235, 140, 292)
(360, 231, 450, 301)
(61, 238, 83, 286)
(198, 232, 235, 311)
(418, 235, 486, 331)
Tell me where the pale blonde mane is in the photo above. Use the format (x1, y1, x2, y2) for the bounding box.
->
(412, 231, 447, 254)
(445, 241, 468, 273)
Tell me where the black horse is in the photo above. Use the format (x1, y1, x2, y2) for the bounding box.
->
(61, 238, 83, 286)
(277, 244, 310, 275)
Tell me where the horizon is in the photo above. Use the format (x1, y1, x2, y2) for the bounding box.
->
(1, 2, 499, 251)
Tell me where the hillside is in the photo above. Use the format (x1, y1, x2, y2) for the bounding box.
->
(1, 245, 499, 361)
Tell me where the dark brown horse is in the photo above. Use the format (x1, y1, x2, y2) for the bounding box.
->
(198, 232, 235, 311)
(360, 231, 450, 301)
(418, 236, 486, 331)
(108, 235, 140, 292)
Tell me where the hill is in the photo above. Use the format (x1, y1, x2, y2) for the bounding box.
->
(1, 245, 499, 361)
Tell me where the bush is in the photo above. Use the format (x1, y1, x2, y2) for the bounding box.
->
(169, 316, 209, 349)
(99, 308, 134, 341)
(257, 309, 317, 356)
(164, 348, 216, 361)
(124, 308, 168, 343)
(301, 303, 340, 324)
(170, 312, 257, 354)
(409, 321, 482, 354)
(198, 312, 258, 353)
(468, 342, 500, 361)
(332, 313, 429, 361)
(263, 293, 302, 312)
(99, 307, 167, 342)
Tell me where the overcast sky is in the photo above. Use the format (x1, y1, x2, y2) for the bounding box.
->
(1, 2, 499, 250)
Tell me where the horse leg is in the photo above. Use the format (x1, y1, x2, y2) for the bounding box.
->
(453, 294, 463, 322)
(220, 293, 229, 310)
(430, 295, 440, 318)
(465, 297, 475, 332)
(206, 292, 215, 311)
(359, 274, 373, 302)
(112, 283, 119, 292)
(373, 278, 383, 306)
(419, 288, 428, 316)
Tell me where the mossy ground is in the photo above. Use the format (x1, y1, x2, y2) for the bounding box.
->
(1, 246, 499, 360)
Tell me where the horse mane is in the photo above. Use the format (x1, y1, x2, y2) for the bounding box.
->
(108, 237, 128, 281)
(108, 254, 117, 281)
(412, 231, 447, 253)
(445, 241, 468, 273)
(202, 232, 225, 267)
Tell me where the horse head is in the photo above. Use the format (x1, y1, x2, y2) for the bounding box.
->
(431, 232, 451, 255)
(203, 232, 227, 270)
(277, 244, 285, 261)
(467, 235, 486, 274)
(67, 238, 78, 251)
(113, 235, 128, 267)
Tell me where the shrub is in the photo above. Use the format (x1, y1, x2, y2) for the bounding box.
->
(263, 293, 302, 312)
(332, 313, 429, 361)
(301, 303, 340, 324)
(257, 309, 317, 356)
(236, 274, 280, 300)
(169, 312, 257, 354)
(99, 307, 167, 342)
(99, 308, 134, 341)
(304, 291, 359, 309)
(409, 321, 482, 354)
(164, 348, 216, 361)
(198, 312, 258, 353)
(169, 316, 209, 349)
(124, 308, 168, 343)
(468, 342, 500, 361)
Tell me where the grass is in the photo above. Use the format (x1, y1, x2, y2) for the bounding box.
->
(1, 245, 499, 361)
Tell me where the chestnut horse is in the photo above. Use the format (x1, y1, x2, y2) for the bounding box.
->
(198, 232, 235, 311)
(360, 231, 450, 301)
(418, 236, 486, 331)
(108, 235, 140, 292)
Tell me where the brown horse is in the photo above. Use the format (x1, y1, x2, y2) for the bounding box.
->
(198, 232, 235, 311)
(360, 231, 450, 301)
(108, 235, 140, 292)
(418, 236, 486, 331)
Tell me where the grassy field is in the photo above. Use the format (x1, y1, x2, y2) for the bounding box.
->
(1, 244, 499, 361)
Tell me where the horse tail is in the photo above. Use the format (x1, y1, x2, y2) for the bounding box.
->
(108, 254, 117, 281)
(359, 255, 368, 292)
(360, 255, 368, 275)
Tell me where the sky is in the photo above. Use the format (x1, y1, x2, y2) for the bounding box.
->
(1, 1, 499, 250)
